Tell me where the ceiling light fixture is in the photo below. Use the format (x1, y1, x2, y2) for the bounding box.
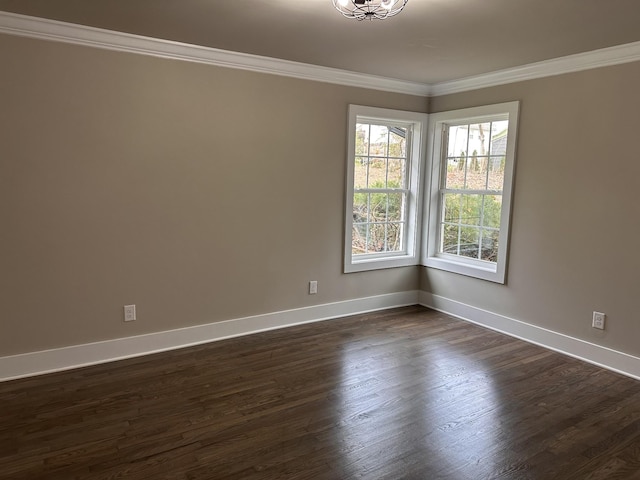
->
(332, 0, 408, 21)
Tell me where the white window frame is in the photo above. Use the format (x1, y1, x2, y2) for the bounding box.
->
(344, 105, 428, 273)
(422, 101, 519, 283)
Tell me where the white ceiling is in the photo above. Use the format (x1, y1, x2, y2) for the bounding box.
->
(1, 0, 639, 85)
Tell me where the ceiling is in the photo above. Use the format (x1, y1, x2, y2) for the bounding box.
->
(1, 0, 639, 85)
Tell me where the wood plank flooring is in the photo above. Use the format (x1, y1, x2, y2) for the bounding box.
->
(2, 306, 640, 479)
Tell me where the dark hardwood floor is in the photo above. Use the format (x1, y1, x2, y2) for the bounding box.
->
(2, 306, 640, 479)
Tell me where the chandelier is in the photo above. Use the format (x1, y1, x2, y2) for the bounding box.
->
(332, 0, 409, 21)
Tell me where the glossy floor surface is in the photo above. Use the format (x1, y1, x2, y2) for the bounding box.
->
(2, 306, 640, 479)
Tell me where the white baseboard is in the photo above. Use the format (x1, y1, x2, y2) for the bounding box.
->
(0, 291, 420, 382)
(5, 289, 638, 383)
(419, 291, 640, 381)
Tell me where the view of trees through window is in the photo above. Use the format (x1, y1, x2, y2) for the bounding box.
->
(440, 121, 508, 262)
(352, 122, 408, 255)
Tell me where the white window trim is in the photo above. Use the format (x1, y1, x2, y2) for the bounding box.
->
(421, 101, 520, 283)
(344, 105, 428, 273)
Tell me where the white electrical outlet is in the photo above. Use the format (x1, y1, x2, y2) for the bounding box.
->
(124, 304, 136, 322)
(592, 311, 605, 330)
(309, 281, 318, 295)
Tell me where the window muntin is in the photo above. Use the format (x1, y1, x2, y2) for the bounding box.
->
(352, 122, 409, 256)
(438, 119, 508, 264)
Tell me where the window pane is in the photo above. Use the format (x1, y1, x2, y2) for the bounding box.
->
(369, 193, 387, 222)
(389, 130, 406, 157)
(368, 125, 388, 156)
(352, 224, 367, 254)
(459, 226, 480, 259)
(490, 120, 509, 156)
(470, 123, 491, 155)
(355, 124, 369, 155)
(481, 229, 499, 262)
(367, 224, 385, 252)
(386, 222, 403, 251)
(442, 224, 459, 255)
(367, 157, 387, 188)
(387, 193, 404, 222)
(353, 193, 368, 223)
(460, 194, 482, 226)
(465, 154, 488, 190)
(448, 125, 469, 158)
(486, 119, 507, 190)
(443, 194, 461, 223)
(487, 156, 505, 191)
(445, 157, 465, 189)
(481, 195, 502, 229)
(387, 159, 405, 188)
(354, 157, 368, 189)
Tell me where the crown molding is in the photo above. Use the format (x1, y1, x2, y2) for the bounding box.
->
(0, 11, 431, 97)
(431, 41, 640, 96)
(1, 11, 640, 98)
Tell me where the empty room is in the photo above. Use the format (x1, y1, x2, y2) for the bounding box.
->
(1, 1, 640, 478)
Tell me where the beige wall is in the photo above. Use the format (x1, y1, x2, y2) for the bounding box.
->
(0, 34, 426, 356)
(423, 61, 640, 358)
(3, 31, 639, 362)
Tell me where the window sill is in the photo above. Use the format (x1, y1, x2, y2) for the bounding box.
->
(345, 254, 418, 273)
(423, 255, 505, 284)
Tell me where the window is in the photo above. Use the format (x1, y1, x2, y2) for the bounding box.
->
(422, 102, 519, 283)
(343, 102, 518, 282)
(344, 105, 427, 273)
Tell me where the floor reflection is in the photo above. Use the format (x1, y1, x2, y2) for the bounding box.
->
(331, 326, 502, 478)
